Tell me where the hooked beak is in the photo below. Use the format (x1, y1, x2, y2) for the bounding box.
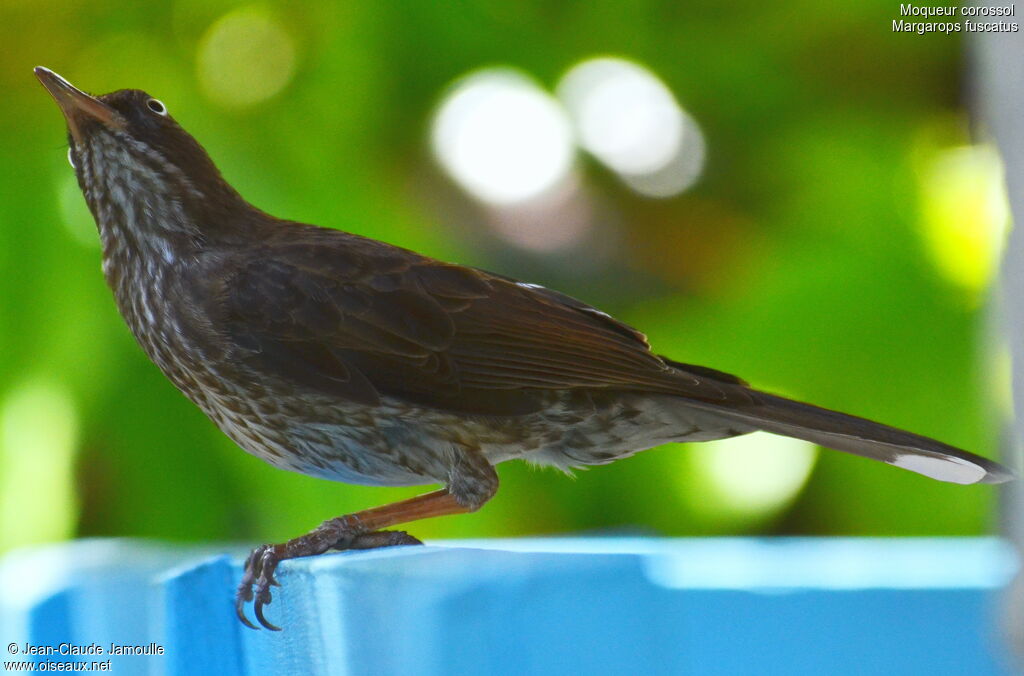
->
(34, 66, 124, 144)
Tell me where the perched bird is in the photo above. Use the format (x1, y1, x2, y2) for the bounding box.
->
(36, 66, 1013, 630)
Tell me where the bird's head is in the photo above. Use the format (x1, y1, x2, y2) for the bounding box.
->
(35, 66, 245, 245)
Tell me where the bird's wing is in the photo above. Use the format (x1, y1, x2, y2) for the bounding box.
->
(217, 231, 748, 415)
(212, 229, 1016, 485)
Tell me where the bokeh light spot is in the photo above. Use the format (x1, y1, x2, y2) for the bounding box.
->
(0, 379, 79, 550)
(689, 433, 818, 516)
(197, 7, 296, 109)
(917, 144, 1011, 298)
(558, 57, 705, 197)
(432, 69, 575, 206)
(484, 181, 593, 252)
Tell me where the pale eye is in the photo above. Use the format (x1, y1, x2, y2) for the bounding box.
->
(67, 148, 76, 169)
(146, 98, 168, 116)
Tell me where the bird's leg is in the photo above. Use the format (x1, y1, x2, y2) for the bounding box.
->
(237, 453, 498, 630)
(236, 490, 466, 631)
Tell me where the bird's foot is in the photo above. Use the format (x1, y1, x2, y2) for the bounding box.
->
(235, 544, 284, 631)
(235, 526, 423, 630)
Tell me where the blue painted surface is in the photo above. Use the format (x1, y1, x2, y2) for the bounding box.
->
(0, 538, 1018, 675)
(0, 540, 188, 675)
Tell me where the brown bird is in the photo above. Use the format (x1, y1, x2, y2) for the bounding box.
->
(36, 66, 1013, 630)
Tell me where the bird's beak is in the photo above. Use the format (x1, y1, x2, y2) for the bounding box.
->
(34, 66, 124, 144)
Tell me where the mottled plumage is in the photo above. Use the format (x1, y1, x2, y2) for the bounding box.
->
(36, 67, 1013, 631)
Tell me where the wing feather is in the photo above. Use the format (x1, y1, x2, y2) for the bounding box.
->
(218, 229, 746, 414)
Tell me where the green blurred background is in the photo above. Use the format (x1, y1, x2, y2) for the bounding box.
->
(0, 0, 1012, 552)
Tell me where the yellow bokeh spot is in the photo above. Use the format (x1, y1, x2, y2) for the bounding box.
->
(917, 144, 1011, 298)
(0, 379, 79, 551)
(688, 432, 818, 518)
(197, 7, 296, 109)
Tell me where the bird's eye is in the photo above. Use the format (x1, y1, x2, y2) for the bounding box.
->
(146, 98, 168, 116)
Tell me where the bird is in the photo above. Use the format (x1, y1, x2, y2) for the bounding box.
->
(35, 66, 1014, 630)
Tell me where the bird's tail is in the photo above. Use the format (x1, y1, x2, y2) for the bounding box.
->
(692, 389, 1014, 485)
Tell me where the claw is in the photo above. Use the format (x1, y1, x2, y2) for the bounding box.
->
(235, 550, 258, 628)
(235, 577, 259, 629)
(236, 599, 259, 630)
(253, 591, 281, 632)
